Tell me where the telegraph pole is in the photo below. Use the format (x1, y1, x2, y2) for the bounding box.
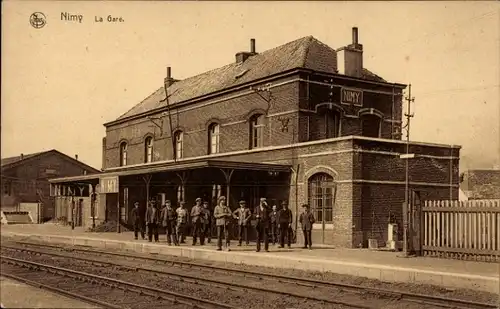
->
(402, 84, 415, 257)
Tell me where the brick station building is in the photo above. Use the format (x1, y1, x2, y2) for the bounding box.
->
(50, 28, 460, 248)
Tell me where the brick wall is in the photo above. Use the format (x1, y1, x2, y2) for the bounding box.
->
(1, 153, 98, 220)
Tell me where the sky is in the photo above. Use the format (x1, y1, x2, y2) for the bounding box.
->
(2, 1, 499, 171)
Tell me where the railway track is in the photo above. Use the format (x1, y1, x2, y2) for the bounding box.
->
(1, 255, 232, 309)
(4, 241, 498, 309)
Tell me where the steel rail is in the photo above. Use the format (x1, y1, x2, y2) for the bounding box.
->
(2, 245, 375, 309)
(0, 272, 122, 309)
(8, 241, 499, 309)
(0, 255, 235, 309)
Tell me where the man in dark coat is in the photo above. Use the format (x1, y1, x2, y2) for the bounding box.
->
(254, 197, 270, 252)
(232, 200, 251, 246)
(161, 200, 178, 245)
(277, 200, 293, 248)
(130, 201, 145, 240)
(145, 200, 160, 242)
(299, 204, 315, 250)
(270, 205, 279, 245)
(201, 201, 212, 243)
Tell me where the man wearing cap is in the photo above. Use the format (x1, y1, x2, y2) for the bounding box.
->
(161, 200, 178, 245)
(191, 198, 205, 245)
(213, 196, 232, 251)
(277, 200, 293, 249)
(254, 197, 271, 252)
(176, 201, 189, 244)
(145, 200, 160, 242)
(299, 204, 315, 250)
(232, 200, 251, 246)
(130, 201, 145, 240)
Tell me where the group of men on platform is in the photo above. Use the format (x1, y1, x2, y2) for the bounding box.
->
(130, 196, 316, 252)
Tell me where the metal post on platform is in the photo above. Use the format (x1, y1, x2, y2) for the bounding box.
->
(402, 84, 415, 258)
(117, 193, 121, 233)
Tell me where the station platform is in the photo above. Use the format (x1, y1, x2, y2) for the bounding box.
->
(1, 224, 498, 294)
(0, 276, 98, 308)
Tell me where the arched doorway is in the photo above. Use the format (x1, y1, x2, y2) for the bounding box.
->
(308, 172, 336, 244)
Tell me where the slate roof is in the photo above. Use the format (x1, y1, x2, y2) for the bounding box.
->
(115, 36, 388, 121)
(1, 149, 101, 174)
(1, 152, 44, 167)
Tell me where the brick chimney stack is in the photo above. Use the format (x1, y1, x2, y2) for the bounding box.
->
(236, 38, 258, 63)
(164, 66, 176, 89)
(75, 154, 78, 160)
(20, 153, 24, 160)
(336, 27, 364, 78)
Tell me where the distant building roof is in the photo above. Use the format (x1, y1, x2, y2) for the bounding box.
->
(113, 36, 392, 122)
(1, 149, 101, 174)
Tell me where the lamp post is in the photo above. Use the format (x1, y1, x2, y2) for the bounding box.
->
(400, 84, 415, 258)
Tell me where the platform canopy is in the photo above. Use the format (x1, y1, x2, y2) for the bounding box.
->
(48, 158, 292, 185)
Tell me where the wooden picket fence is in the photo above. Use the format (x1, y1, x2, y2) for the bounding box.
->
(421, 199, 500, 262)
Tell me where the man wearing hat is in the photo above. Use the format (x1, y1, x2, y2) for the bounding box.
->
(253, 197, 271, 252)
(277, 200, 293, 249)
(145, 200, 160, 242)
(130, 201, 145, 240)
(191, 197, 205, 245)
(232, 200, 252, 246)
(299, 204, 315, 250)
(213, 196, 232, 251)
(161, 200, 178, 245)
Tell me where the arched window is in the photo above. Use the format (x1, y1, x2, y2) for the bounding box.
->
(144, 136, 153, 163)
(249, 114, 265, 149)
(208, 123, 220, 154)
(174, 131, 183, 159)
(308, 173, 335, 224)
(310, 110, 341, 141)
(361, 114, 381, 138)
(119, 142, 128, 166)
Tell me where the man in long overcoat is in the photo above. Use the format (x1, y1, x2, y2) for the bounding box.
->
(254, 197, 271, 252)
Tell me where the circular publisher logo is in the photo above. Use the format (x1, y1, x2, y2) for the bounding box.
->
(30, 12, 46, 29)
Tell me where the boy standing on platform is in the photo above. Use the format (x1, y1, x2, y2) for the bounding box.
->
(299, 204, 315, 250)
(176, 201, 188, 244)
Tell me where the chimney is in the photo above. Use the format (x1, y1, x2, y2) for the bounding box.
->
(236, 38, 258, 63)
(75, 154, 78, 160)
(336, 27, 364, 78)
(20, 153, 24, 160)
(352, 27, 358, 45)
(164, 66, 176, 89)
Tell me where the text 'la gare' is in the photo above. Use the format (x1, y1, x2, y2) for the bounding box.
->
(95, 15, 124, 23)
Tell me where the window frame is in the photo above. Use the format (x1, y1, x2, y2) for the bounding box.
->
(119, 142, 128, 166)
(174, 131, 184, 159)
(144, 136, 154, 163)
(307, 173, 336, 224)
(249, 114, 265, 149)
(360, 114, 382, 138)
(208, 123, 220, 154)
